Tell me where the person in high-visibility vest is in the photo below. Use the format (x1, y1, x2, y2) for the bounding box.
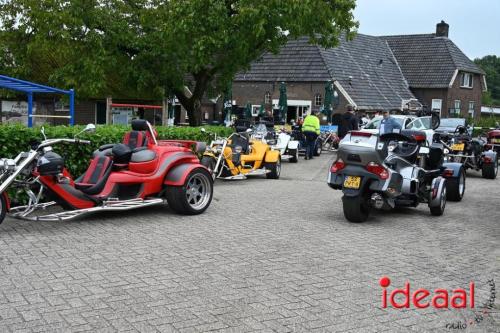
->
(302, 110, 321, 160)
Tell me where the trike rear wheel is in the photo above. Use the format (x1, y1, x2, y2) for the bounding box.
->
(342, 195, 370, 223)
(165, 168, 213, 215)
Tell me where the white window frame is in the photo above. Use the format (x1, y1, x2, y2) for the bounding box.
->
(54, 101, 70, 112)
(264, 92, 271, 104)
(431, 99, 442, 117)
(460, 73, 473, 88)
(314, 93, 322, 107)
(468, 101, 475, 118)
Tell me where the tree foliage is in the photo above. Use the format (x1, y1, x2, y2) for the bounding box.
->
(475, 55, 500, 106)
(0, 0, 358, 125)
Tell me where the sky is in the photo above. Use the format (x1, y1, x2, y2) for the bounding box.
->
(353, 0, 500, 59)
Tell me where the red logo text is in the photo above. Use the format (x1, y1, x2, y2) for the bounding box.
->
(380, 276, 474, 309)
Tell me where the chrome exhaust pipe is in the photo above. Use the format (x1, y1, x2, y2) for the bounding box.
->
(370, 193, 384, 209)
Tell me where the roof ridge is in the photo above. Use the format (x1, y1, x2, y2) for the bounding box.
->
(443, 38, 460, 70)
(443, 38, 485, 74)
(384, 40, 410, 90)
(316, 45, 336, 81)
(380, 33, 435, 38)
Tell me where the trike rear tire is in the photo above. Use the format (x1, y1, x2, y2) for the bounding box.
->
(165, 168, 213, 215)
(342, 195, 370, 223)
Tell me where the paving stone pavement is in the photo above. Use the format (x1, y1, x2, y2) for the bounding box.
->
(0, 153, 499, 333)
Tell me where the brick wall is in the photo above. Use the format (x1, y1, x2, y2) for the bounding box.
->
(411, 72, 483, 119)
(446, 72, 483, 119)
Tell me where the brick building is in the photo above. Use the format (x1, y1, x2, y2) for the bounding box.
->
(233, 21, 486, 122)
(383, 21, 486, 119)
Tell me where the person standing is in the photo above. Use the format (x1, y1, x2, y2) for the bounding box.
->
(302, 110, 320, 160)
(379, 110, 402, 135)
(338, 105, 359, 138)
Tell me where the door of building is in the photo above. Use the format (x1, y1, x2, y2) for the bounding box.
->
(96, 102, 107, 124)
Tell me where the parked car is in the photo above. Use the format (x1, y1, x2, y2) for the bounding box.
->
(362, 115, 415, 135)
(362, 115, 435, 146)
(436, 118, 470, 135)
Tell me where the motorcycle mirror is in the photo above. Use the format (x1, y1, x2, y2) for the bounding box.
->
(41, 126, 47, 140)
(84, 124, 96, 133)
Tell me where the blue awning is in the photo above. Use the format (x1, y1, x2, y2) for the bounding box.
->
(0, 74, 75, 127)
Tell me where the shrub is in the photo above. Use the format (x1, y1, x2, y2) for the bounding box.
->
(0, 124, 232, 177)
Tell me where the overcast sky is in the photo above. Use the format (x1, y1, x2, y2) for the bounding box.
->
(353, 0, 500, 59)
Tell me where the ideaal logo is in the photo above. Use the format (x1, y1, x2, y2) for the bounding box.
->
(379, 277, 497, 330)
(379, 276, 475, 309)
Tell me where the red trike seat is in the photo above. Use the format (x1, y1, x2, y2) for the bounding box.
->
(75, 155, 113, 195)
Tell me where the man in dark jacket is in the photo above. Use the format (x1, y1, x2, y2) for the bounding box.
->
(338, 105, 359, 138)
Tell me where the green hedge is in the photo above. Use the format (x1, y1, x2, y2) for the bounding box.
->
(0, 124, 232, 177)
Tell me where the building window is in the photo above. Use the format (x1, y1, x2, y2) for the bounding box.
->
(264, 92, 271, 104)
(431, 99, 442, 116)
(460, 73, 473, 88)
(315, 94, 322, 106)
(54, 101, 69, 112)
(451, 100, 461, 117)
(468, 101, 475, 118)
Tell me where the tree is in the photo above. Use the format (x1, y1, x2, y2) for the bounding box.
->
(475, 55, 500, 106)
(0, 0, 358, 125)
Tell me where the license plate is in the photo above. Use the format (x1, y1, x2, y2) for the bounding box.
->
(344, 176, 361, 189)
(451, 143, 465, 151)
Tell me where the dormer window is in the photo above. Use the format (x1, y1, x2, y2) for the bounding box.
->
(460, 73, 473, 88)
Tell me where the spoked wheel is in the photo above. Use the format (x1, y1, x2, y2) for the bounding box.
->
(342, 195, 370, 223)
(165, 168, 213, 215)
(446, 167, 465, 201)
(482, 159, 498, 179)
(0, 194, 6, 225)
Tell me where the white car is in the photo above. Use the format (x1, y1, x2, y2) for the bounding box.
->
(361, 115, 434, 146)
(362, 115, 415, 134)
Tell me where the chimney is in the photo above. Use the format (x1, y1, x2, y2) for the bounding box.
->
(436, 20, 449, 37)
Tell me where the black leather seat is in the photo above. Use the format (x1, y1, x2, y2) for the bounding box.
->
(75, 155, 113, 195)
(123, 119, 149, 150)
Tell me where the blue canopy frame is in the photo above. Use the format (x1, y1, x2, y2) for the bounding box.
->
(0, 74, 75, 127)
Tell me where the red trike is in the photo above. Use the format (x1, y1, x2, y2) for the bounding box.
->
(0, 120, 213, 224)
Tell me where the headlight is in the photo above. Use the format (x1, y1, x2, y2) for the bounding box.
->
(0, 158, 16, 172)
(234, 145, 243, 153)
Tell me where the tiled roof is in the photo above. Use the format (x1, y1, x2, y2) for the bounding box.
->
(319, 34, 415, 111)
(235, 38, 332, 82)
(235, 35, 415, 111)
(382, 34, 484, 88)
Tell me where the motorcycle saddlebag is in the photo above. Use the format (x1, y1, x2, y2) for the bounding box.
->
(37, 151, 65, 176)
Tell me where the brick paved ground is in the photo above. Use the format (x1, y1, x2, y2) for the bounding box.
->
(0, 153, 498, 332)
